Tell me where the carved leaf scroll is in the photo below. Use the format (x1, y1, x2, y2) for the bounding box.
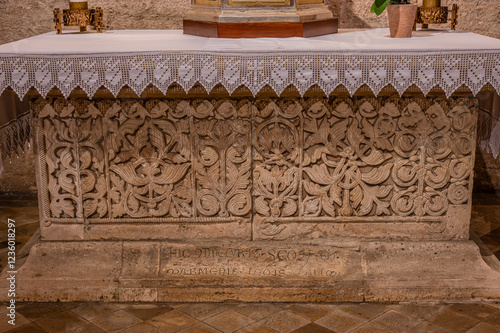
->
(33, 96, 476, 239)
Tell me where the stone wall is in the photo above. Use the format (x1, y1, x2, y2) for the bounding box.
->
(0, 0, 499, 195)
(1, 0, 499, 44)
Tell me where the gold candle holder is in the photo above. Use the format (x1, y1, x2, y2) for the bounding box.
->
(422, 0, 441, 8)
(69, 1, 89, 10)
(414, 1, 458, 31)
(54, 1, 104, 34)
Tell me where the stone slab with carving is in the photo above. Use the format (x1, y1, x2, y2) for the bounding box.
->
(9, 240, 499, 302)
(32, 96, 476, 241)
(1, 89, 499, 302)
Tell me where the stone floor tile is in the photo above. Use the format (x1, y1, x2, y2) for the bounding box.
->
(271, 303, 295, 309)
(9, 214, 38, 227)
(59, 303, 85, 310)
(391, 303, 448, 320)
(235, 322, 279, 333)
(0, 313, 30, 333)
(481, 228, 500, 246)
(428, 308, 481, 333)
(34, 310, 89, 333)
(370, 310, 423, 333)
(13, 235, 32, 251)
(260, 310, 311, 333)
(0, 208, 23, 220)
(407, 321, 455, 333)
(67, 322, 107, 333)
(319, 303, 348, 312)
(472, 193, 500, 206)
(485, 311, 500, 326)
(0, 199, 38, 208)
(234, 303, 283, 321)
(13, 206, 40, 216)
(338, 303, 388, 320)
(16, 303, 65, 321)
(203, 310, 255, 333)
(0, 305, 30, 324)
(91, 309, 142, 333)
(466, 322, 500, 333)
(169, 303, 186, 309)
(449, 303, 499, 320)
(3, 323, 46, 333)
(148, 309, 199, 332)
(315, 310, 367, 333)
(351, 322, 393, 333)
(112, 303, 131, 309)
(70, 302, 119, 321)
(177, 303, 229, 320)
(17, 222, 39, 236)
(121, 303, 173, 321)
(119, 322, 165, 333)
(0, 252, 9, 271)
(286, 304, 330, 321)
(178, 322, 222, 333)
(290, 322, 336, 333)
(15, 303, 31, 310)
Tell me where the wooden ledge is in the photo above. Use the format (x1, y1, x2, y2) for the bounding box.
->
(183, 19, 338, 38)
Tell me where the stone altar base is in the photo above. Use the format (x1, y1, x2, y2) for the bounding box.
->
(1, 86, 499, 302)
(2, 239, 499, 302)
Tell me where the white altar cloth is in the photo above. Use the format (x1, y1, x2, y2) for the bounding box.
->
(0, 29, 499, 99)
(0, 28, 499, 174)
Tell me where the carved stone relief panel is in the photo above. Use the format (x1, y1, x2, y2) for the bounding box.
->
(194, 99, 253, 220)
(106, 100, 193, 219)
(38, 102, 82, 221)
(253, 99, 302, 238)
(253, 97, 477, 240)
(32, 96, 477, 241)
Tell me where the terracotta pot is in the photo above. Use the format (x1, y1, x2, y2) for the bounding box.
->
(387, 4, 418, 38)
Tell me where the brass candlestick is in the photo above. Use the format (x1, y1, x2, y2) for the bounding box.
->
(414, 0, 458, 31)
(54, 1, 104, 34)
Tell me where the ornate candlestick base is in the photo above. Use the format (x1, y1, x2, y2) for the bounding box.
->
(414, 4, 458, 31)
(183, 0, 338, 38)
(53, 5, 104, 34)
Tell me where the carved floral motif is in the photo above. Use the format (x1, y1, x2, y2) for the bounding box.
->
(195, 100, 252, 218)
(33, 96, 477, 238)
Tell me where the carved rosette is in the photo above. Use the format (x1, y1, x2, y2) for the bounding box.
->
(32, 96, 477, 240)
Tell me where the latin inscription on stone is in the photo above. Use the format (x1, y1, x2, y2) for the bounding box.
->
(159, 243, 361, 283)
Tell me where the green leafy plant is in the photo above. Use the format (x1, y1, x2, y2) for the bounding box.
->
(371, 0, 413, 16)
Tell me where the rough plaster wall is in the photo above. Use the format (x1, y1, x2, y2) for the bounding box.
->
(0, 0, 499, 195)
(0, 0, 499, 44)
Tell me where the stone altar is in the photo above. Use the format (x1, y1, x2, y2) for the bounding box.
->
(0, 29, 499, 302)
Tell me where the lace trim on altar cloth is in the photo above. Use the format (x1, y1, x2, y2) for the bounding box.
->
(0, 111, 31, 175)
(0, 51, 499, 99)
